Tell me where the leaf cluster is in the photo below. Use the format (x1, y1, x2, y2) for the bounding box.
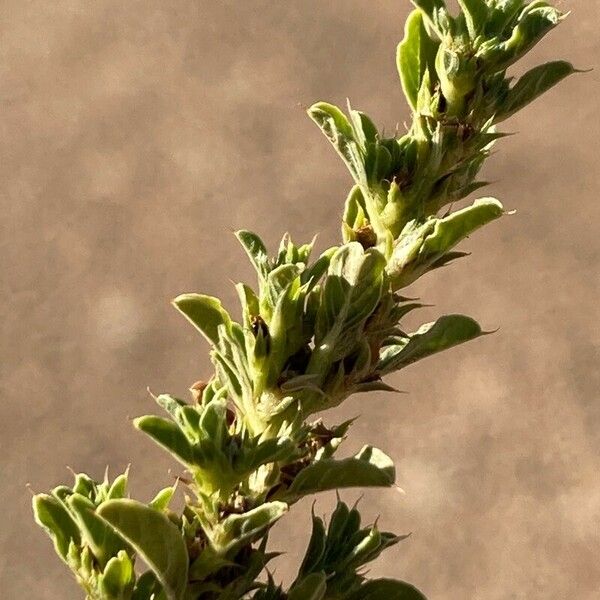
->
(32, 2, 575, 599)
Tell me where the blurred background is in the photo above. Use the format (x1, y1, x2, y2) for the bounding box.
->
(1, 1, 599, 598)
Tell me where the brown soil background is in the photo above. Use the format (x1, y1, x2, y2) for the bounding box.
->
(2, 1, 599, 598)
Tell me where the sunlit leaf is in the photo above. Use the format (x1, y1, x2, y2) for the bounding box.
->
(283, 446, 395, 501)
(457, 0, 488, 38)
(496, 60, 576, 122)
(411, 0, 450, 37)
(99, 550, 135, 599)
(236, 230, 270, 279)
(99, 500, 188, 600)
(397, 10, 439, 110)
(388, 198, 504, 289)
(134, 415, 195, 467)
(310, 243, 386, 374)
(32, 494, 81, 561)
(378, 314, 484, 375)
(308, 102, 366, 184)
(67, 493, 127, 567)
(172, 293, 232, 345)
(212, 502, 288, 556)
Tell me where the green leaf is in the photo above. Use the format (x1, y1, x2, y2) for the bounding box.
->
(325, 501, 353, 547)
(397, 10, 439, 111)
(172, 293, 232, 346)
(308, 102, 366, 184)
(310, 243, 386, 373)
(212, 502, 288, 556)
(496, 60, 576, 122)
(188, 547, 236, 582)
(337, 526, 401, 572)
(132, 571, 165, 600)
(149, 486, 176, 512)
(309, 101, 353, 137)
(297, 513, 327, 577)
(198, 397, 228, 447)
(107, 472, 129, 500)
(348, 107, 378, 148)
(347, 578, 427, 600)
(378, 314, 483, 375)
(283, 446, 395, 501)
(98, 499, 188, 600)
(342, 185, 368, 242)
(155, 393, 186, 420)
(237, 282, 260, 324)
(99, 550, 135, 599)
(388, 198, 504, 289)
(485, 3, 562, 70)
(288, 572, 327, 600)
(339, 528, 383, 571)
(301, 247, 336, 290)
(67, 493, 127, 567)
(411, 0, 450, 37)
(457, 0, 488, 39)
(487, 0, 525, 37)
(365, 143, 392, 184)
(412, 0, 446, 13)
(73, 473, 96, 498)
(322, 501, 360, 568)
(32, 494, 81, 560)
(134, 415, 195, 467)
(236, 230, 270, 279)
(263, 264, 301, 311)
(237, 436, 296, 473)
(419, 197, 503, 256)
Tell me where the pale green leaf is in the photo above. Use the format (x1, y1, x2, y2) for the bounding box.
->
(411, 0, 450, 36)
(348, 107, 378, 149)
(73, 473, 96, 498)
(236, 230, 270, 279)
(283, 446, 395, 501)
(457, 0, 488, 38)
(98, 499, 188, 600)
(212, 502, 288, 556)
(132, 571, 165, 600)
(496, 60, 576, 122)
(388, 198, 504, 288)
(308, 102, 366, 184)
(99, 550, 135, 599)
(236, 282, 260, 324)
(310, 243, 386, 374)
(134, 415, 195, 467)
(107, 472, 129, 500)
(378, 314, 483, 375)
(32, 494, 81, 560)
(485, 4, 562, 70)
(149, 486, 176, 512)
(487, 0, 524, 37)
(172, 293, 232, 345)
(67, 493, 127, 567)
(419, 198, 503, 256)
(236, 436, 296, 473)
(397, 10, 439, 111)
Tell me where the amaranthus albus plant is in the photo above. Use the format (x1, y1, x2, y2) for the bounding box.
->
(32, 2, 576, 598)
